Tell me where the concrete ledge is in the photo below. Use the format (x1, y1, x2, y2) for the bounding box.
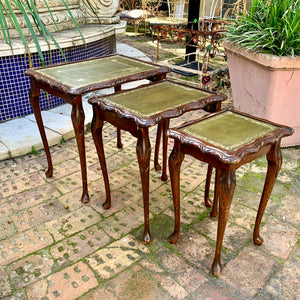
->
(0, 142, 10, 161)
(0, 118, 61, 158)
(25, 111, 75, 141)
(0, 23, 126, 57)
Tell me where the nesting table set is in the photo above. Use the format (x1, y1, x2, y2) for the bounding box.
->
(26, 55, 293, 275)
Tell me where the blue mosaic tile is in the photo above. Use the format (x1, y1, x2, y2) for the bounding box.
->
(0, 35, 116, 122)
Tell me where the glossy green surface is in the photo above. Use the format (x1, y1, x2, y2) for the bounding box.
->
(38, 56, 158, 88)
(104, 81, 210, 116)
(182, 111, 277, 151)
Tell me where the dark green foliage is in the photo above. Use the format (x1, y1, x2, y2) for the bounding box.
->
(226, 0, 300, 56)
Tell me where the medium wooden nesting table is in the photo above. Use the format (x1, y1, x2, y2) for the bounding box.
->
(167, 109, 294, 275)
(25, 54, 169, 204)
(88, 80, 226, 243)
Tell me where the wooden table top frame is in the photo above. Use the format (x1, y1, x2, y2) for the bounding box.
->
(88, 80, 226, 243)
(25, 54, 169, 204)
(167, 109, 294, 276)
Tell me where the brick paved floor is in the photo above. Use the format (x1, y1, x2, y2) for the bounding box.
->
(0, 110, 299, 300)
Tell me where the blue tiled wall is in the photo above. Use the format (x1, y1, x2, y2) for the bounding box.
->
(0, 35, 116, 122)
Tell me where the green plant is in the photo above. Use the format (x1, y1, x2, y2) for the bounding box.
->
(0, 0, 95, 65)
(28, 145, 40, 156)
(225, 0, 300, 56)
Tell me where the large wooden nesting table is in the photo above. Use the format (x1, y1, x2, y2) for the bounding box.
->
(25, 54, 169, 204)
(88, 80, 226, 243)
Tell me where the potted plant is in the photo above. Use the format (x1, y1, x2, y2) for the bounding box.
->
(223, 0, 300, 146)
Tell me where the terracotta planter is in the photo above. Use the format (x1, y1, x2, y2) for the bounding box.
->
(223, 40, 300, 146)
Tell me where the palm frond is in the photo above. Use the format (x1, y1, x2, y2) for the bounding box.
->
(0, 0, 89, 63)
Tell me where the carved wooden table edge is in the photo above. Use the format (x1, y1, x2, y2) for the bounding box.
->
(88, 80, 227, 244)
(88, 80, 226, 128)
(167, 109, 294, 276)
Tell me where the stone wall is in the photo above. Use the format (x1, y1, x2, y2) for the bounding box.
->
(0, 0, 120, 39)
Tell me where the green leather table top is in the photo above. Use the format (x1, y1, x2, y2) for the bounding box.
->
(182, 111, 278, 151)
(37, 56, 160, 88)
(102, 81, 211, 116)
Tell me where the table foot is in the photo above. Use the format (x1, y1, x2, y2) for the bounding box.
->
(253, 234, 264, 246)
(205, 198, 213, 208)
(102, 199, 111, 210)
(45, 168, 53, 178)
(210, 210, 218, 218)
(143, 231, 151, 244)
(81, 192, 90, 204)
(161, 173, 168, 181)
(154, 163, 162, 171)
(212, 259, 222, 276)
(168, 231, 179, 244)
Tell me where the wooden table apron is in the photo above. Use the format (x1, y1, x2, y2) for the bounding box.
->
(89, 80, 226, 243)
(25, 54, 169, 204)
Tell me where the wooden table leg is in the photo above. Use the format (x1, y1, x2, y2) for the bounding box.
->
(168, 141, 185, 244)
(91, 107, 112, 210)
(212, 168, 236, 276)
(71, 97, 89, 204)
(161, 119, 170, 181)
(204, 165, 213, 207)
(136, 127, 152, 243)
(29, 79, 53, 178)
(117, 129, 123, 149)
(210, 169, 220, 218)
(115, 85, 123, 149)
(253, 142, 282, 246)
(154, 123, 162, 171)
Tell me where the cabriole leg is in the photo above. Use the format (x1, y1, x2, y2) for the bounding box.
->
(168, 141, 185, 244)
(204, 165, 213, 207)
(211, 169, 220, 218)
(91, 106, 111, 210)
(161, 119, 170, 181)
(136, 127, 152, 243)
(154, 123, 163, 171)
(71, 98, 89, 204)
(253, 142, 282, 245)
(29, 79, 53, 178)
(212, 168, 236, 276)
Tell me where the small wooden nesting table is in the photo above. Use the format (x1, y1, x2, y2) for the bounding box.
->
(25, 54, 169, 204)
(167, 109, 294, 276)
(88, 80, 226, 243)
